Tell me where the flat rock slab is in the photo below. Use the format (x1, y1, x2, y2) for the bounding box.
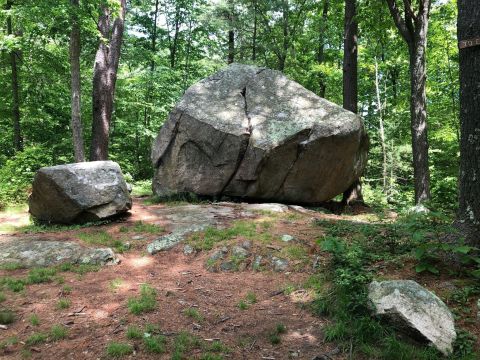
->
(147, 204, 237, 254)
(0, 239, 117, 268)
(146, 202, 286, 254)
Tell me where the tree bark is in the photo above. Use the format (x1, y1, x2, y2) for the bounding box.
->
(342, 0, 363, 205)
(386, 0, 431, 205)
(227, 0, 235, 64)
(70, 0, 85, 162)
(90, 0, 127, 161)
(375, 57, 388, 191)
(457, 0, 480, 245)
(170, 4, 180, 68)
(317, 0, 328, 98)
(252, 0, 257, 61)
(6, 0, 22, 152)
(343, 0, 357, 114)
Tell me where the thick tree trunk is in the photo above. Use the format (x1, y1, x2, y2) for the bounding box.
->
(6, 0, 22, 152)
(386, 0, 431, 205)
(90, 0, 126, 161)
(457, 0, 480, 245)
(408, 39, 431, 204)
(342, 0, 363, 205)
(69, 0, 85, 162)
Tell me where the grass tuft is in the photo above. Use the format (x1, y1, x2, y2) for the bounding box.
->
(128, 284, 157, 315)
(106, 342, 133, 358)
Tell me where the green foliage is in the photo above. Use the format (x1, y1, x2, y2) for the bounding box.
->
(143, 334, 167, 354)
(314, 216, 478, 359)
(0, 292, 5, 302)
(183, 307, 204, 321)
(267, 323, 286, 345)
(0, 146, 54, 207)
(128, 284, 157, 315)
(25, 332, 48, 346)
(188, 220, 258, 251)
(119, 221, 164, 234)
(50, 324, 68, 341)
(126, 325, 143, 339)
(29, 314, 40, 326)
(106, 342, 134, 358)
(172, 331, 203, 360)
(56, 298, 71, 310)
(27, 267, 57, 284)
(77, 231, 128, 253)
(0, 309, 15, 324)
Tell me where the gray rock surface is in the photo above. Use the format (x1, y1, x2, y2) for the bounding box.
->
(232, 245, 249, 258)
(146, 205, 235, 254)
(272, 257, 289, 272)
(29, 161, 132, 224)
(368, 280, 456, 355)
(281, 234, 295, 242)
(0, 239, 117, 268)
(152, 63, 368, 204)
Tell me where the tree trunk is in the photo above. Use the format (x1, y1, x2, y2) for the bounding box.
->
(457, 0, 480, 245)
(227, 0, 235, 64)
(342, 0, 363, 205)
(342, 0, 357, 113)
(252, 0, 257, 61)
(170, 5, 180, 68)
(6, 0, 22, 152)
(386, 0, 431, 205)
(69, 0, 85, 162)
(375, 58, 388, 191)
(90, 0, 127, 161)
(317, 0, 328, 98)
(151, 0, 159, 72)
(279, 0, 289, 72)
(408, 37, 431, 204)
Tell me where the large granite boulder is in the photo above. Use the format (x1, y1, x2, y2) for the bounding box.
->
(29, 161, 132, 224)
(152, 64, 368, 204)
(368, 280, 456, 355)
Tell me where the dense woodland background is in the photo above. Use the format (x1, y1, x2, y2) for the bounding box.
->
(0, 0, 459, 212)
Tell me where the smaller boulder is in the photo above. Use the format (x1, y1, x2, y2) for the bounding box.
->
(29, 161, 132, 224)
(368, 280, 456, 355)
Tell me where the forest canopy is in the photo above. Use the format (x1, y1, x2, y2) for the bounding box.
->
(0, 0, 459, 211)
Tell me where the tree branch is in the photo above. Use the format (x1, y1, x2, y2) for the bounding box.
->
(386, 0, 413, 44)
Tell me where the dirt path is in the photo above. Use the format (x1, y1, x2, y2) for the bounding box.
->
(0, 198, 349, 360)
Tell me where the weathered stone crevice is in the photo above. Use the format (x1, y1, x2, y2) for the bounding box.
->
(154, 112, 183, 169)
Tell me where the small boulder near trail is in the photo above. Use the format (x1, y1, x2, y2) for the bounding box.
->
(152, 63, 368, 204)
(368, 280, 456, 355)
(29, 161, 132, 224)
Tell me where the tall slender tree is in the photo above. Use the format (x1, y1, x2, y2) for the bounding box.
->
(90, 0, 127, 161)
(6, 0, 22, 152)
(342, 0, 364, 204)
(69, 0, 85, 162)
(317, 0, 328, 98)
(386, 0, 432, 205)
(227, 0, 235, 63)
(457, 0, 480, 245)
